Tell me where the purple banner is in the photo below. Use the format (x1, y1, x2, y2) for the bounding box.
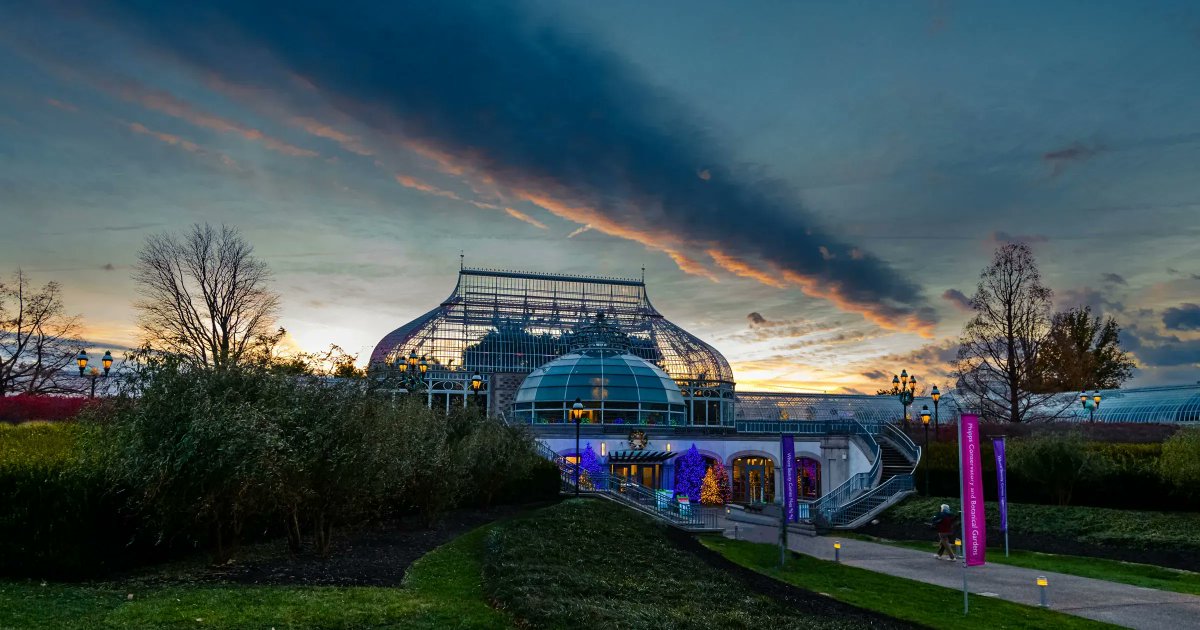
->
(993, 437, 1008, 533)
(781, 435, 797, 522)
(959, 414, 986, 567)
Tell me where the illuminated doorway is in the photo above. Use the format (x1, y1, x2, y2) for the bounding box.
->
(731, 456, 775, 504)
(797, 456, 821, 499)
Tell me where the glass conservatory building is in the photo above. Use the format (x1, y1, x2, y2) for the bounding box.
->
(370, 266, 1198, 507)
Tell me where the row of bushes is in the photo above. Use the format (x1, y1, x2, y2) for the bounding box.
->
(0, 357, 559, 578)
(914, 430, 1197, 511)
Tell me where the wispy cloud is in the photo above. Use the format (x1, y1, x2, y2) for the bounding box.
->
(45, 98, 78, 112)
(503, 207, 547, 229)
(1043, 141, 1103, 176)
(393, 174, 461, 200)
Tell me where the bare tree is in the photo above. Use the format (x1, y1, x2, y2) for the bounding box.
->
(954, 243, 1058, 423)
(0, 270, 81, 396)
(134, 224, 281, 369)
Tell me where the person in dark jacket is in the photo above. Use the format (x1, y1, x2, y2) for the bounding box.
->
(930, 503, 958, 560)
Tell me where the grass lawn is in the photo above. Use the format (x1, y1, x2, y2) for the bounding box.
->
(888, 496, 1200, 552)
(482, 498, 889, 629)
(849, 533, 1200, 597)
(701, 536, 1119, 630)
(0, 526, 511, 629)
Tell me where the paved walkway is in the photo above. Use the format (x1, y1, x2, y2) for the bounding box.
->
(719, 516, 1200, 629)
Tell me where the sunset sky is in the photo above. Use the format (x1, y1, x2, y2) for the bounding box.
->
(2, 1, 1198, 393)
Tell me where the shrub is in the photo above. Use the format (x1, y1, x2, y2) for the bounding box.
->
(0, 423, 139, 578)
(1008, 431, 1111, 505)
(1160, 428, 1200, 503)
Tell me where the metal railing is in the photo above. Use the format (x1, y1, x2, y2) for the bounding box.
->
(881, 423, 921, 464)
(538, 443, 718, 530)
(797, 417, 881, 524)
(827, 474, 915, 528)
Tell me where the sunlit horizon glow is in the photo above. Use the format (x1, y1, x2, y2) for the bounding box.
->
(2, 1, 1198, 393)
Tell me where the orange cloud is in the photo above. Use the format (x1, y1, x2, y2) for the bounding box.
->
(398, 137, 933, 335)
(706, 250, 787, 288)
(394, 174, 462, 200)
(118, 84, 317, 157)
(126, 121, 201, 153)
(504, 207, 548, 229)
(289, 116, 373, 156)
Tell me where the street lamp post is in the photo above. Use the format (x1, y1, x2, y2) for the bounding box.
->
(893, 370, 917, 429)
(920, 405, 931, 496)
(1080, 390, 1101, 423)
(571, 398, 585, 497)
(76, 350, 113, 399)
(931, 385, 941, 440)
(470, 372, 482, 412)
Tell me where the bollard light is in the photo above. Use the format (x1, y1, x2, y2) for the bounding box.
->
(1037, 575, 1049, 607)
(834, 541, 841, 562)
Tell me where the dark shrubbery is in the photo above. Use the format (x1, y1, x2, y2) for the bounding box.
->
(0, 423, 143, 578)
(915, 431, 1189, 511)
(1, 358, 559, 578)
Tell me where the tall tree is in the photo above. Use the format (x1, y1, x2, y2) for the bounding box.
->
(134, 224, 281, 369)
(954, 243, 1057, 423)
(1036, 306, 1136, 393)
(0, 270, 80, 396)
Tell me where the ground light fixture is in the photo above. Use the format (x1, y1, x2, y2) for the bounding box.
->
(571, 398, 585, 497)
(1037, 576, 1049, 607)
(76, 350, 112, 398)
(834, 541, 841, 562)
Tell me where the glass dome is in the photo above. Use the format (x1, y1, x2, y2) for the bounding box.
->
(511, 346, 687, 426)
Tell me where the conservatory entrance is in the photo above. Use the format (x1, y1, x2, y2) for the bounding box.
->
(732, 456, 775, 504)
(608, 449, 676, 490)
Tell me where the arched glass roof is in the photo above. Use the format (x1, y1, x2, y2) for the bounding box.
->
(515, 347, 684, 407)
(370, 268, 733, 384)
(735, 391, 964, 424)
(1033, 385, 1200, 423)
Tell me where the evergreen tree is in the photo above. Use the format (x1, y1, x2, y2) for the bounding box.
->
(673, 444, 705, 502)
(700, 467, 722, 505)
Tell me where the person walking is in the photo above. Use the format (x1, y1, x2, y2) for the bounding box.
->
(929, 503, 958, 561)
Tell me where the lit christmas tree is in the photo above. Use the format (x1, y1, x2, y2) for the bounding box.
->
(700, 466, 723, 505)
(711, 460, 733, 504)
(579, 442, 604, 478)
(673, 444, 705, 502)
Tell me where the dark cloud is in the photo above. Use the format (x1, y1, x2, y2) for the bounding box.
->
(1126, 329, 1200, 367)
(101, 263, 115, 271)
(1057, 286, 1125, 317)
(1163, 303, 1200, 331)
(941, 288, 972, 312)
(741, 312, 833, 341)
(1101, 273, 1126, 285)
(1042, 142, 1103, 175)
(861, 369, 888, 380)
(82, 0, 938, 334)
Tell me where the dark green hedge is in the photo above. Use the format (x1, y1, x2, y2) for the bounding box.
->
(0, 424, 152, 579)
(914, 439, 1186, 511)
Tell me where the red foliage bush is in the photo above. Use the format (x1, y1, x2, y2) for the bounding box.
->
(0, 395, 90, 423)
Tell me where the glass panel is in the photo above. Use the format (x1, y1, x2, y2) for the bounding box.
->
(539, 374, 571, 387)
(601, 386, 641, 402)
(605, 374, 638, 387)
(639, 388, 668, 403)
(534, 388, 568, 401)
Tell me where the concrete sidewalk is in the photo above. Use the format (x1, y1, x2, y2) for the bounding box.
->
(719, 517, 1200, 629)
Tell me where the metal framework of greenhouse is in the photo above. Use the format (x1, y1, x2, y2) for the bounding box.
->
(370, 267, 736, 423)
